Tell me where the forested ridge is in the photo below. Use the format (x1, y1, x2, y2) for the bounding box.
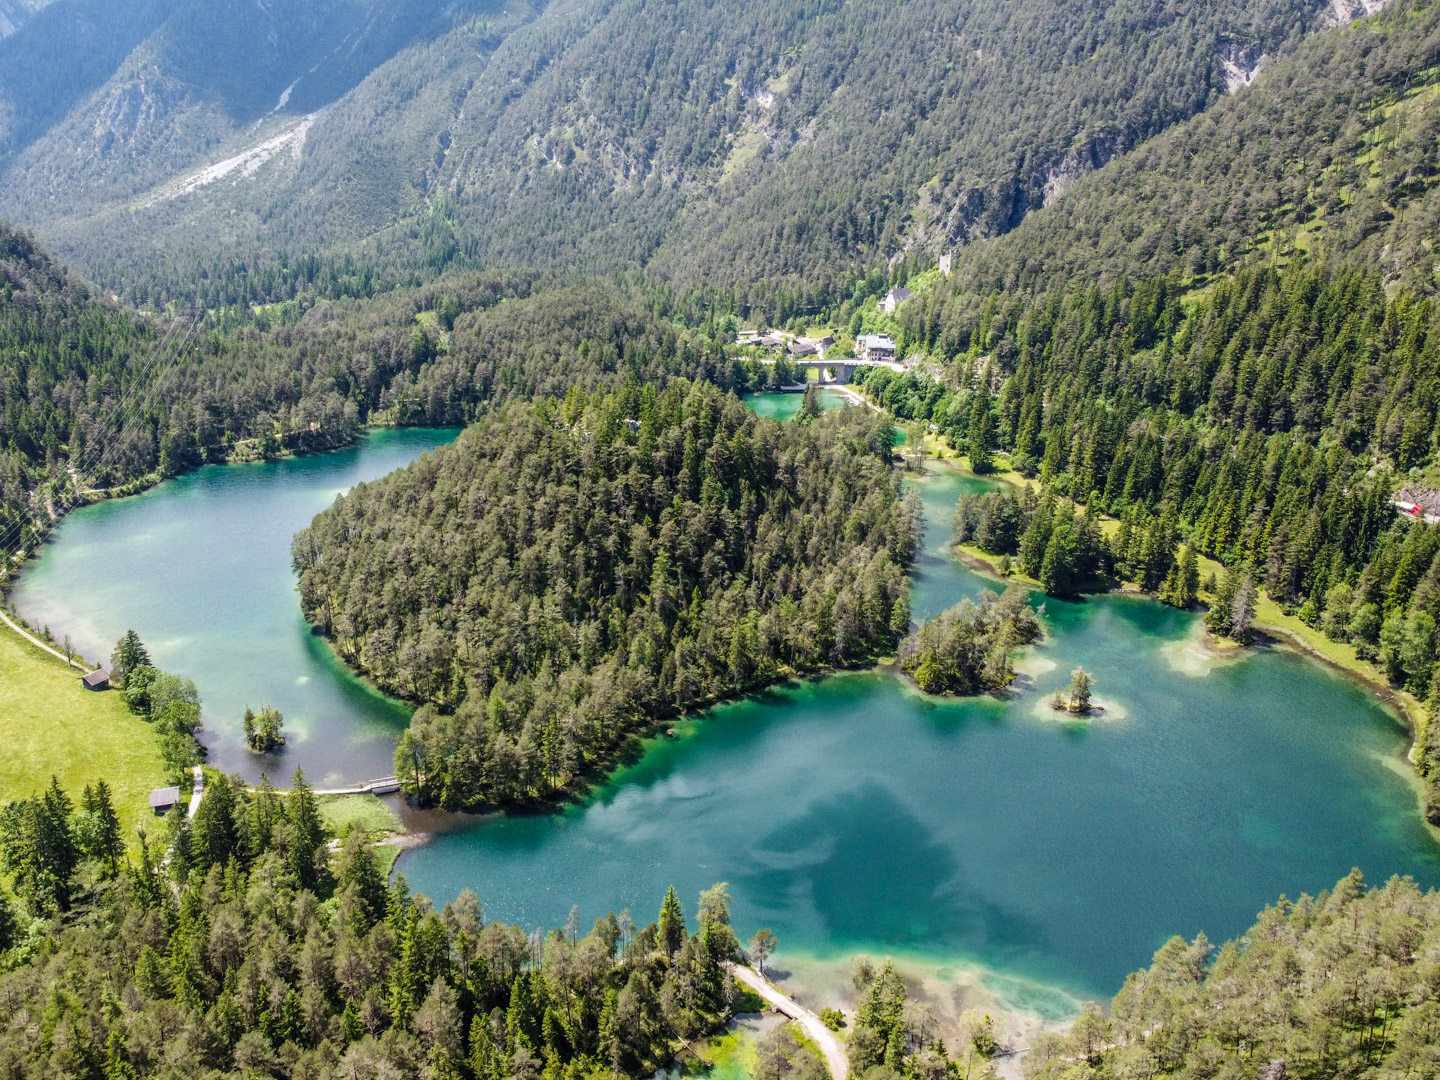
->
(0, 224, 743, 566)
(0, 0, 1345, 312)
(293, 381, 914, 809)
(909, 0, 1440, 330)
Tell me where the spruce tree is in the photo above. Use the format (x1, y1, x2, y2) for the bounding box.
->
(286, 769, 328, 893)
(109, 630, 151, 686)
(1230, 573, 1258, 644)
(657, 885, 686, 957)
(1179, 545, 1200, 608)
(81, 780, 123, 878)
(1206, 569, 1239, 637)
(967, 380, 994, 474)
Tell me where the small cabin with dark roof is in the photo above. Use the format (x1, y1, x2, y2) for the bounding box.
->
(149, 786, 181, 814)
(81, 668, 110, 691)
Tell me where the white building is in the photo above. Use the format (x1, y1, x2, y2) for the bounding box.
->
(858, 333, 896, 363)
(877, 286, 913, 313)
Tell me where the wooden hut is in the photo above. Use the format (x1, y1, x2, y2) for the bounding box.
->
(81, 668, 110, 691)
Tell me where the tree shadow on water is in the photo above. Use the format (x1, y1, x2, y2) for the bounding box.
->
(737, 781, 1055, 964)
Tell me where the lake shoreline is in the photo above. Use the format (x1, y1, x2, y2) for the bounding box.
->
(934, 469, 1423, 737)
(0, 420, 424, 591)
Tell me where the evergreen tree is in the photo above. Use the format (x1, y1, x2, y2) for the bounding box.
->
(1230, 573, 1258, 644)
(0, 777, 80, 912)
(286, 769, 328, 893)
(967, 380, 994, 474)
(657, 885, 686, 957)
(190, 773, 240, 871)
(79, 780, 123, 878)
(1206, 569, 1240, 638)
(244, 706, 286, 752)
(1040, 523, 1077, 596)
(798, 384, 821, 421)
(1178, 545, 1200, 608)
(1064, 668, 1094, 714)
(109, 630, 150, 687)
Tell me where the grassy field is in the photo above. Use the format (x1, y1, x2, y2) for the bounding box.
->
(0, 619, 167, 845)
(319, 792, 404, 838)
(319, 792, 407, 876)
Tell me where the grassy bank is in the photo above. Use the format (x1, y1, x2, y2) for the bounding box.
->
(0, 619, 167, 845)
(318, 792, 407, 875)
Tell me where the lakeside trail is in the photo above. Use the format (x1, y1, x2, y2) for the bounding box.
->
(187, 765, 204, 818)
(731, 963, 848, 1080)
(0, 606, 89, 670)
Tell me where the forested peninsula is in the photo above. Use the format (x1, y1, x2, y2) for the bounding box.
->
(293, 380, 915, 808)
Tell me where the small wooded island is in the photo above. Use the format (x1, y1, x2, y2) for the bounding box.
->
(899, 586, 1042, 694)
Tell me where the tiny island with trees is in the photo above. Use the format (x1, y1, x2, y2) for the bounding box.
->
(243, 706, 287, 753)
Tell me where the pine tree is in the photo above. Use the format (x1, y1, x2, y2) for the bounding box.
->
(967, 380, 994, 474)
(1040, 524, 1077, 596)
(1179, 545, 1200, 608)
(1065, 668, 1094, 714)
(799, 384, 821, 421)
(191, 772, 239, 871)
(109, 630, 151, 687)
(1230, 573, 1258, 644)
(81, 780, 123, 878)
(657, 885, 686, 957)
(1206, 569, 1239, 637)
(286, 769, 328, 893)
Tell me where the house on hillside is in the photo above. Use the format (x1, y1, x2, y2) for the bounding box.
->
(858, 333, 896, 363)
(81, 668, 110, 691)
(878, 286, 913, 313)
(149, 786, 181, 814)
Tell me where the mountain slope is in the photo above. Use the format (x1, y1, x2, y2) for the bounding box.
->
(1, 0, 1351, 307)
(918, 0, 1440, 311)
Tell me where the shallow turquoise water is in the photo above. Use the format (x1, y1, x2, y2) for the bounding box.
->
(10, 428, 459, 786)
(400, 463, 1440, 1002)
(742, 390, 850, 421)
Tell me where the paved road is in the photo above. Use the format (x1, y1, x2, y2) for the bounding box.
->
(732, 964, 848, 1080)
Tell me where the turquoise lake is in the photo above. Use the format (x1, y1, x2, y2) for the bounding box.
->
(9, 399, 1440, 1015)
(740, 388, 850, 422)
(9, 428, 460, 786)
(398, 397, 1440, 1006)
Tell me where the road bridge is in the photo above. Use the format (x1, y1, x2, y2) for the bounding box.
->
(755, 357, 903, 384)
